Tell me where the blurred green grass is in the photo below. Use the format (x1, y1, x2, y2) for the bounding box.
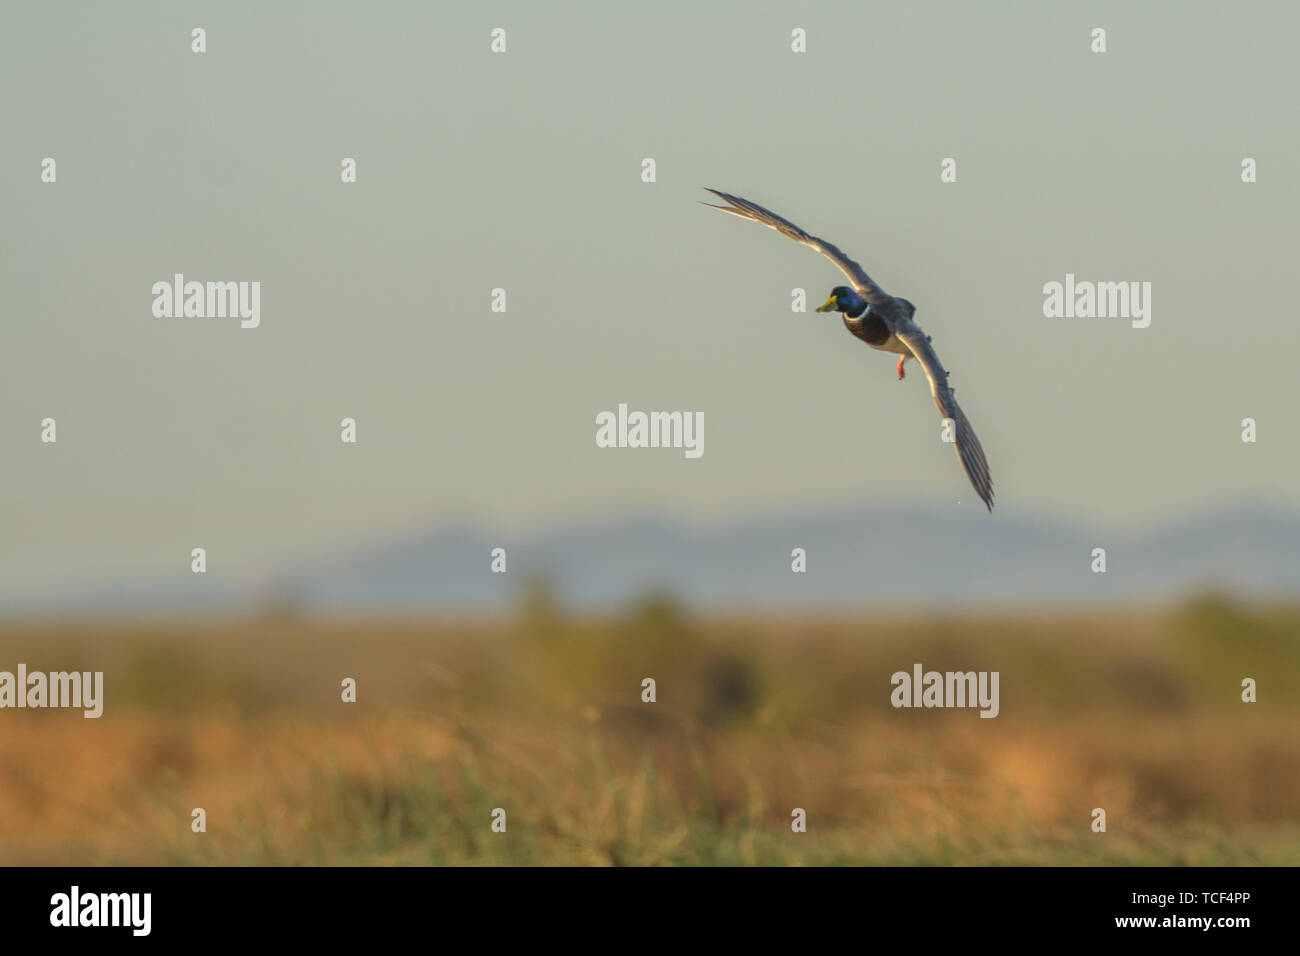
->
(0, 593, 1296, 865)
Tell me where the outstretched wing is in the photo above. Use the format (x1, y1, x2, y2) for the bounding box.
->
(894, 323, 995, 511)
(703, 188, 888, 305)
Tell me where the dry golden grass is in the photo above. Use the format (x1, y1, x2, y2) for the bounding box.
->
(0, 595, 1296, 864)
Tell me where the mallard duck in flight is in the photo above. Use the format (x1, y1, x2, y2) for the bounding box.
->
(703, 188, 994, 511)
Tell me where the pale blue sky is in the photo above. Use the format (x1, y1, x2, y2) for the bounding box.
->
(2, 1, 1298, 599)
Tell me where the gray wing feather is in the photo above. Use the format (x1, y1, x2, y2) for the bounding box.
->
(894, 324, 995, 511)
(703, 188, 887, 304)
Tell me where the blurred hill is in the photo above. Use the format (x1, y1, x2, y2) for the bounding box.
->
(10, 502, 1300, 615)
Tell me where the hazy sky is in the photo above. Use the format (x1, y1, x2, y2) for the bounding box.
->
(3, 1, 1298, 599)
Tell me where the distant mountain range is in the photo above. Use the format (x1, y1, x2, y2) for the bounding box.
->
(17, 504, 1300, 616)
